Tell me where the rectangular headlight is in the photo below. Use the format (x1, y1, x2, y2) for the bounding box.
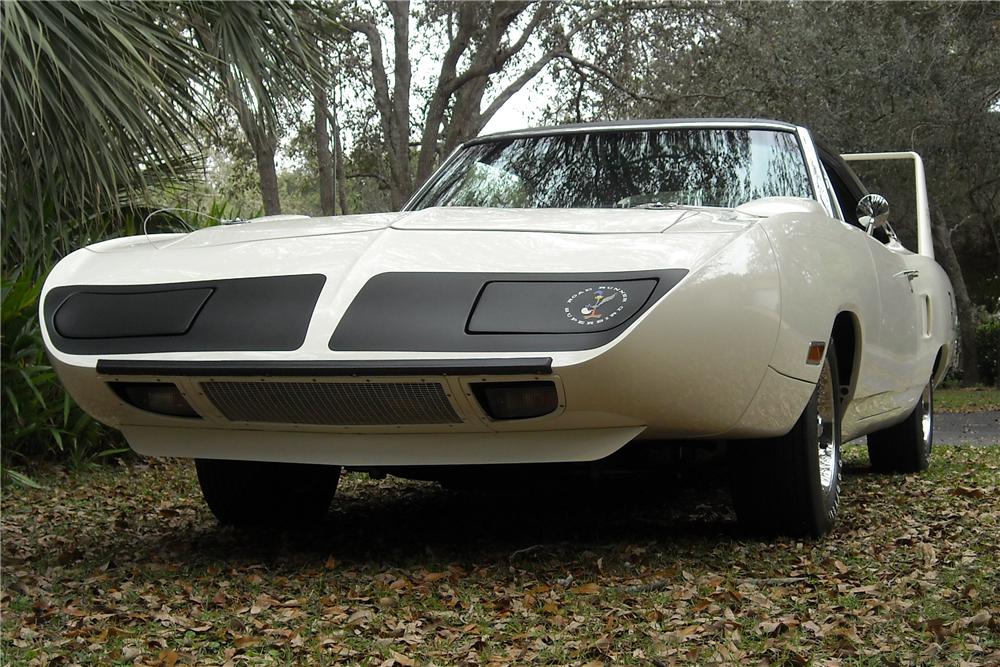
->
(110, 382, 200, 418)
(471, 381, 559, 420)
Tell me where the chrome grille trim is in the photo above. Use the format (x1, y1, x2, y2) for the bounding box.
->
(201, 380, 461, 425)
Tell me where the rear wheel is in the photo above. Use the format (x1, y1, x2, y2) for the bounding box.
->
(867, 382, 933, 473)
(728, 345, 842, 537)
(195, 459, 340, 527)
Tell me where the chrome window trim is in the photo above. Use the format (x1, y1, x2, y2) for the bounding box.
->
(795, 125, 839, 219)
(820, 163, 846, 221)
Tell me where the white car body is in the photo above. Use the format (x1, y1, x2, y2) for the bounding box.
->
(40, 120, 956, 469)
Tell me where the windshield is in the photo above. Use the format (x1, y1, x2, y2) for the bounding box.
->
(411, 128, 814, 210)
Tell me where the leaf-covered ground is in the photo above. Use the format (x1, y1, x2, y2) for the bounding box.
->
(2, 446, 998, 666)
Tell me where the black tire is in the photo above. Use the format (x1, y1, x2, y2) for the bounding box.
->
(195, 459, 340, 527)
(867, 382, 933, 473)
(728, 345, 842, 538)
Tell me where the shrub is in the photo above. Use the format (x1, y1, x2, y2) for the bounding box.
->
(976, 316, 1000, 386)
(1, 270, 120, 476)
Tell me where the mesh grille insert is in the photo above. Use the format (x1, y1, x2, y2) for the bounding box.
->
(201, 381, 461, 425)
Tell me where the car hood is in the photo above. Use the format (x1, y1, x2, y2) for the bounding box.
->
(48, 206, 764, 315)
(388, 206, 730, 234)
(88, 206, 757, 254)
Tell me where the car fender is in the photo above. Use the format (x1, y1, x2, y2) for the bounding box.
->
(558, 223, 784, 438)
(758, 211, 880, 387)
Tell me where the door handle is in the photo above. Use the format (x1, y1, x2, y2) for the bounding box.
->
(894, 269, 919, 292)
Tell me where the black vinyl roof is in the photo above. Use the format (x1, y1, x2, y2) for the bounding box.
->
(470, 118, 800, 144)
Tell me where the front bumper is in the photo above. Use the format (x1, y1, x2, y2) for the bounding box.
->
(54, 354, 651, 465)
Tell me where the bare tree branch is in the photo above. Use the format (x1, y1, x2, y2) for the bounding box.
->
(441, 2, 535, 98)
(346, 13, 412, 206)
(559, 53, 670, 106)
(345, 20, 394, 142)
(479, 48, 564, 128)
(416, 4, 480, 182)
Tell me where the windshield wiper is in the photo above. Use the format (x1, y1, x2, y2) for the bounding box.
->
(623, 201, 726, 212)
(628, 201, 680, 210)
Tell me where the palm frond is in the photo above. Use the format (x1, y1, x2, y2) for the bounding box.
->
(1, 1, 213, 264)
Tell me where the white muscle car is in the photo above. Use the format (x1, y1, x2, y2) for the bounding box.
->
(40, 119, 956, 536)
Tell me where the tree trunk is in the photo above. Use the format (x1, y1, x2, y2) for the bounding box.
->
(227, 89, 281, 216)
(415, 4, 478, 186)
(933, 217, 980, 385)
(314, 84, 336, 216)
(255, 140, 281, 216)
(388, 1, 412, 208)
(334, 113, 349, 215)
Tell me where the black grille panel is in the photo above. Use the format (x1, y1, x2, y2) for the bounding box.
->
(201, 381, 461, 425)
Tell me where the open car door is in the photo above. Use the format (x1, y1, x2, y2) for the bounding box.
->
(841, 151, 935, 401)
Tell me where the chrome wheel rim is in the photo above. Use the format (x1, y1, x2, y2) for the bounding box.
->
(816, 359, 838, 492)
(920, 384, 932, 455)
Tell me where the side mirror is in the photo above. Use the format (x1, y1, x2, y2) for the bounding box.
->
(857, 194, 890, 231)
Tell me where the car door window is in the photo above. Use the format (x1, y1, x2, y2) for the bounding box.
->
(821, 161, 863, 229)
(821, 158, 900, 245)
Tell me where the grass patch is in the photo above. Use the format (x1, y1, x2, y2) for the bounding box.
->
(936, 386, 1000, 413)
(2, 447, 998, 665)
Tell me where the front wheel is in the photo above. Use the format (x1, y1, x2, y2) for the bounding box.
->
(867, 382, 933, 473)
(195, 459, 341, 527)
(728, 345, 842, 537)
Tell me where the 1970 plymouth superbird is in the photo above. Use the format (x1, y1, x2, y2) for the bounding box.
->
(41, 119, 955, 536)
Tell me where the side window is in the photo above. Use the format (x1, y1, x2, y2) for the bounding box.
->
(822, 161, 864, 229)
(823, 159, 897, 245)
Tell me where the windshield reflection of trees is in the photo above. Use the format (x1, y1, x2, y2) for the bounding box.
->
(418, 129, 812, 209)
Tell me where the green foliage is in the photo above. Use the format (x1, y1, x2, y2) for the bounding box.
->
(0, 196, 253, 473)
(184, 2, 339, 125)
(0, 0, 338, 470)
(1, 270, 116, 473)
(976, 316, 1000, 386)
(1, 0, 341, 268)
(1, 0, 211, 264)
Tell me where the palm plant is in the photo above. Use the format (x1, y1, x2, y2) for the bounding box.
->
(0, 1, 340, 471)
(1, 0, 339, 268)
(1, 1, 213, 266)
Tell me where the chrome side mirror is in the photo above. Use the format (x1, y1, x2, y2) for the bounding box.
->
(857, 193, 890, 231)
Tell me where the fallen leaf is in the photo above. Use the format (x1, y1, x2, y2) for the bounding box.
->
(759, 620, 789, 637)
(155, 649, 180, 667)
(570, 583, 600, 594)
(391, 651, 415, 666)
(969, 610, 991, 626)
(918, 542, 938, 567)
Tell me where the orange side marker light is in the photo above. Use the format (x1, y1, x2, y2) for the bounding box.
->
(806, 341, 826, 365)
